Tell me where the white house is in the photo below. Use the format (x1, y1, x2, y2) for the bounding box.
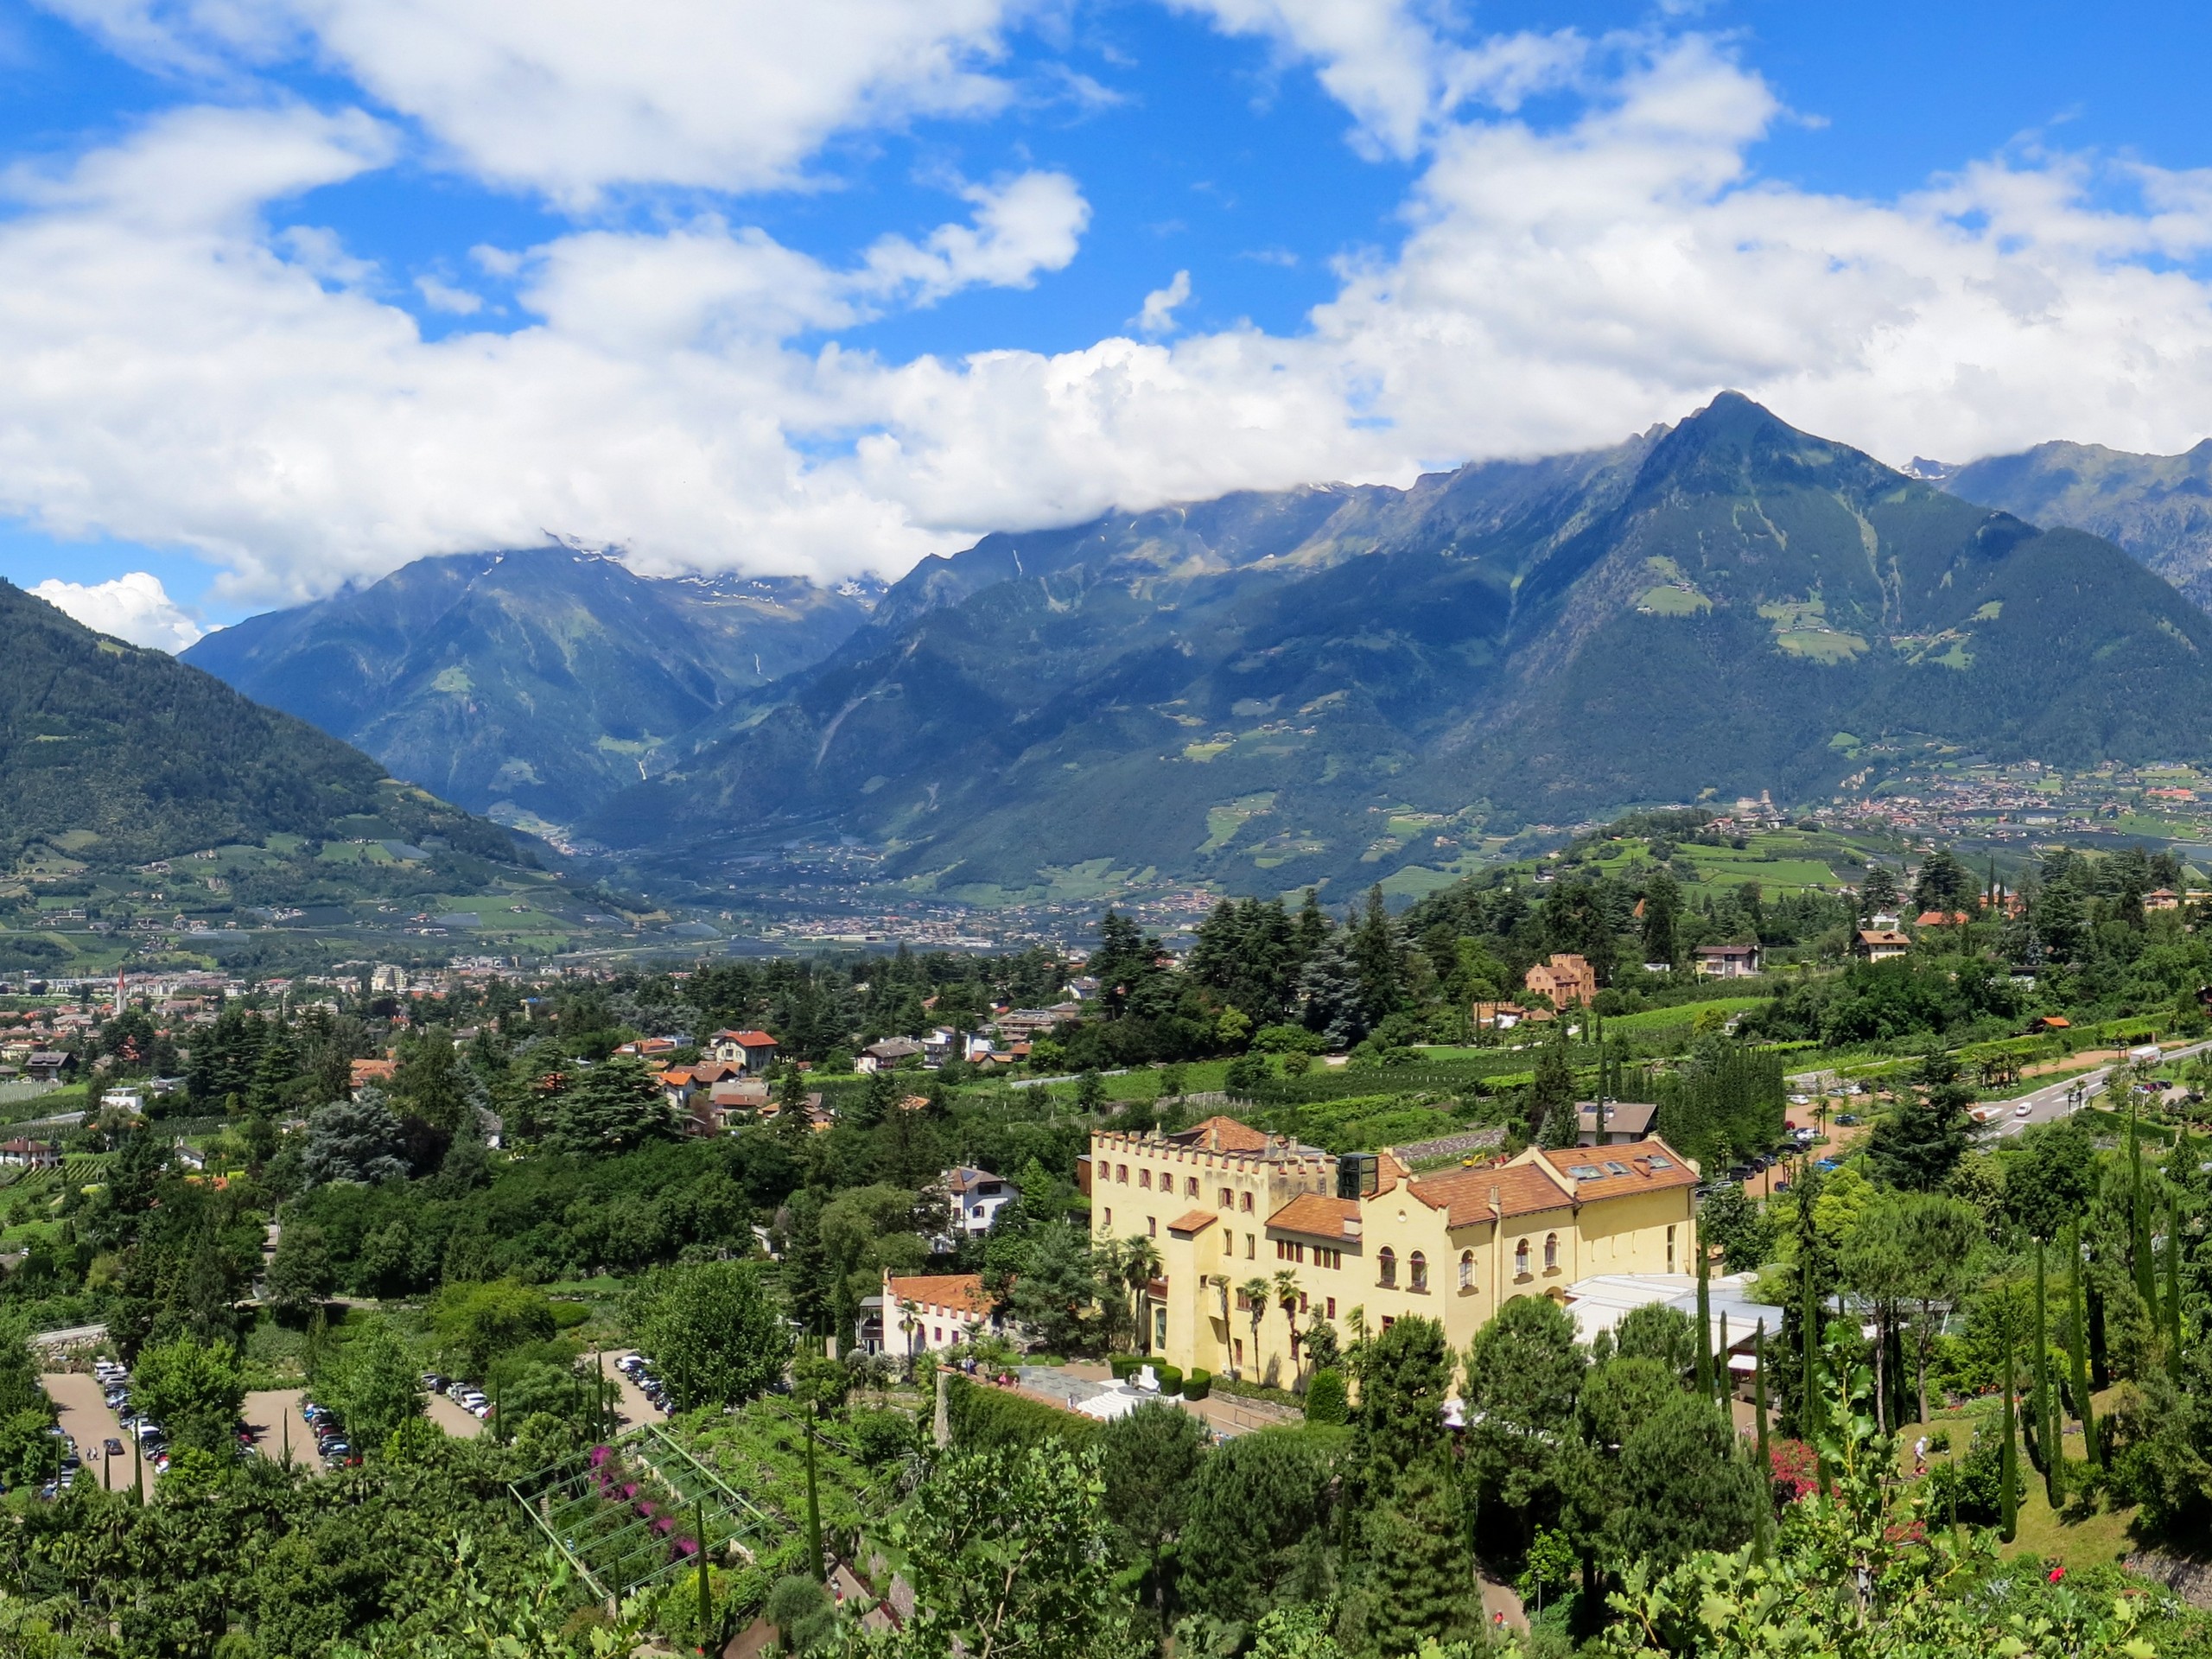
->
(705, 1029, 778, 1075)
(881, 1271, 1000, 1357)
(942, 1166, 1020, 1238)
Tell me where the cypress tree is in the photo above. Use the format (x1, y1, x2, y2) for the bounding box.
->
(1752, 1319, 1771, 1560)
(1695, 1233, 1714, 1399)
(2035, 1239, 2060, 1505)
(2168, 1189, 2186, 1382)
(1999, 1304, 2018, 1544)
(2069, 1221, 2100, 1471)
(2133, 1095, 2159, 1313)
(1717, 1311, 1731, 1405)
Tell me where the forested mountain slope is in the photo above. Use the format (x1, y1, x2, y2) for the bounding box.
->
(586, 395, 2212, 904)
(1941, 440, 2212, 609)
(183, 548, 879, 829)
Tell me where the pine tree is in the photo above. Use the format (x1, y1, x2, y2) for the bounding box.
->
(1866, 1052, 1973, 1192)
(1360, 1460, 1473, 1653)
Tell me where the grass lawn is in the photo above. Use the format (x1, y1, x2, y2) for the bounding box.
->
(1899, 1393, 2141, 1573)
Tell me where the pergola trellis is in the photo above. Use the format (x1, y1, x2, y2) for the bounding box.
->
(507, 1421, 779, 1602)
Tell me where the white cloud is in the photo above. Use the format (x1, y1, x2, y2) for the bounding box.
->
(859, 172, 1090, 305)
(30, 571, 206, 650)
(11, 23, 2212, 609)
(415, 275, 482, 315)
(40, 0, 1027, 203)
(1134, 270, 1192, 334)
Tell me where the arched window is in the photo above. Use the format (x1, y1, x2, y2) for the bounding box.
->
(1544, 1233, 1559, 1272)
(1515, 1238, 1530, 1277)
(1409, 1251, 1428, 1293)
(1458, 1249, 1474, 1290)
(1140, 1169, 1152, 1189)
(1377, 1247, 1398, 1287)
(1116, 1164, 1128, 1183)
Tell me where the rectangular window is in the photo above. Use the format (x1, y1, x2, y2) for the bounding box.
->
(1380, 1315, 1395, 1331)
(1117, 1165, 1128, 1183)
(1294, 1243, 1306, 1264)
(1221, 1188, 1234, 1210)
(1666, 1224, 1676, 1274)
(1186, 1176, 1199, 1198)
(1246, 1234, 1256, 1259)
(1140, 1169, 1152, 1189)
(1103, 1207, 1112, 1227)
(1148, 1217, 1158, 1237)
(1241, 1192, 1253, 1212)
(1326, 1297, 1337, 1319)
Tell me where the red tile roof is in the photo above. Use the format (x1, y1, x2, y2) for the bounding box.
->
(885, 1274, 993, 1317)
(1268, 1193, 1360, 1241)
(1534, 1140, 1699, 1203)
(1166, 1210, 1218, 1235)
(1172, 1115, 1270, 1154)
(1405, 1163, 1571, 1226)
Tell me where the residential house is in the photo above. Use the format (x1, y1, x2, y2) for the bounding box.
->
(1853, 929, 1910, 963)
(2146, 888, 2183, 912)
(759, 1092, 833, 1134)
(942, 1166, 1020, 1239)
(1096, 1116, 1699, 1385)
(1693, 944, 1762, 978)
(1575, 1101, 1659, 1146)
(855, 1037, 924, 1074)
(0, 1140, 58, 1169)
(349, 1058, 397, 1096)
(990, 1007, 1077, 1042)
(1914, 910, 1971, 929)
(881, 1272, 1001, 1357)
(705, 1030, 779, 1075)
(1523, 953, 1597, 1009)
(23, 1053, 66, 1083)
(1471, 1001, 1537, 1030)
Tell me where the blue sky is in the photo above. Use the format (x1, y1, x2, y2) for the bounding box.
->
(7, 0, 2212, 643)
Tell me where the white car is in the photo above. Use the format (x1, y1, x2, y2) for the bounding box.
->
(2014, 1103, 2032, 1117)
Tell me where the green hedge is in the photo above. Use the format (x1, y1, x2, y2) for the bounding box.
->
(1183, 1369, 1212, 1401)
(1156, 1364, 1184, 1395)
(1109, 1354, 1141, 1381)
(945, 1376, 1100, 1452)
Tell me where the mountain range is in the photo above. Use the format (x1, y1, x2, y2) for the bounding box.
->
(1918, 444, 2212, 610)
(182, 550, 878, 834)
(180, 396, 2212, 909)
(1, 579, 586, 973)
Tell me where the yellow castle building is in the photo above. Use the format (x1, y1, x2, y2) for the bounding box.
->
(1087, 1116, 1700, 1383)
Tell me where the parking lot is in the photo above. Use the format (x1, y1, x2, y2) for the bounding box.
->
(43, 1370, 151, 1497)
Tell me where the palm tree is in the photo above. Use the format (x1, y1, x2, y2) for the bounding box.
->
(1273, 1268, 1302, 1376)
(1124, 1235, 1163, 1352)
(1092, 1237, 1128, 1347)
(896, 1299, 922, 1379)
(1239, 1276, 1271, 1380)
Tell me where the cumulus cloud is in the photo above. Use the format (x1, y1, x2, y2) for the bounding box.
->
(30, 571, 206, 650)
(1134, 270, 1192, 335)
(40, 0, 1025, 202)
(9, 16, 2212, 607)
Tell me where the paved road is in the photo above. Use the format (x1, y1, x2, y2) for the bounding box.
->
(1989, 1040, 2211, 1139)
(43, 1371, 149, 1498)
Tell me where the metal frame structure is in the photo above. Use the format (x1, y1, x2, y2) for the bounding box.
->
(505, 1422, 780, 1602)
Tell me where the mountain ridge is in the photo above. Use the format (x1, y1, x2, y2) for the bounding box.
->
(578, 393, 2212, 906)
(182, 546, 880, 830)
